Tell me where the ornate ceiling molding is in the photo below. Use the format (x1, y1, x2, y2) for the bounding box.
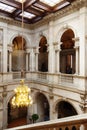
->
(32, 0, 87, 28)
(0, 0, 86, 29)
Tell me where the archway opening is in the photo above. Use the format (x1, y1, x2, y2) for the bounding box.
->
(38, 36, 48, 72)
(7, 98, 27, 128)
(36, 93, 49, 122)
(12, 36, 26, 72)
(60, 29, 75, 74)
(57, 101, 77, 118)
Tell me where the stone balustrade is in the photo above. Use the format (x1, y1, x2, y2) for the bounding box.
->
(4, 113, 87, 130)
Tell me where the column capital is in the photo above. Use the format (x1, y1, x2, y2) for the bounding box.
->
(74, 46, 79, 50)
(35, 47, 39, 54)
(8, 50, 13, 53)
(7, 44, 13, 52)
(26, 47, 33, 53)
(53, 43, 61, 52)
(73, 37, 80, 48)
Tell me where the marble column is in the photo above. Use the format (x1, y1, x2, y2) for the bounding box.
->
(26, 48, 30, 71)
(79, 7, 86, 76)
(48, 44, 55, 73)
(74, 37, 79, 75)
(26, 52, 29, 71)
(35, 47, 39, 71)
(54, 43, 61, 73)
(2, 86, 7, 129)
(48, 21, 55, 73)
(35, 53, 38, 71)
(9, 51, 12, 72)
(29, 48, 35, 71)
(3, 28, 8, 73)
(80, 125, 85, 130)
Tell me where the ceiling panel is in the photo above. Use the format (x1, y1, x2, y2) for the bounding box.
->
(0, 0, 75, 24)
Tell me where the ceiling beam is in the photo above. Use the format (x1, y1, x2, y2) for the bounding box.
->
(26, 6, 44, 16)
(34, 1, 52, 12)
(0, 0, 21, 8)
(24, 0, 37, 9)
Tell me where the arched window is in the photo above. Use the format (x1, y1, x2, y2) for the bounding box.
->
(38, 36, 48, 72)
(57, 101, 77, 118)
(60, 29, 75, 74)
(39, 36, 47, 53)
(13, 36, 26, 51)
(12, 36, 26, 72)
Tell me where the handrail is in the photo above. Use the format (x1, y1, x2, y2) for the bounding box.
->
(5, 114, 87, 130)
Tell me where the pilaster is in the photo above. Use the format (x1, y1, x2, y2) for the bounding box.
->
(79, 7, 86, 76)
(3, 27, 8, 73)
(2, 85, 7, 129)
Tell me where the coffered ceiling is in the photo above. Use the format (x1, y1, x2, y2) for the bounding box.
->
(0, 0, 75, 24)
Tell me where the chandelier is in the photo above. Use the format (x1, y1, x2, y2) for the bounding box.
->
(11, 79, 33, 107)
(11, 0, 33, 107)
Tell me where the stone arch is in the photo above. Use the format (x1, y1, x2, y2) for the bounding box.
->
(55, 24, 78, 43)
(59, 28, 76, 74)
(34, 91, 50, 104)
(7, 88, 28, 127)
(53, 99, 78, 118)
(10, 34, 30, 47)
(32, 33, 47, 47)
(39, 35, 47, 53)
(33, 91, 50, 122)
(7, 92, 15, 106)
(60, 29, 75, 50)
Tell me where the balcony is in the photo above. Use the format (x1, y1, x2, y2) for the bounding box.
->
(5, 113, 87, 130)
(0, 71, 85, 91)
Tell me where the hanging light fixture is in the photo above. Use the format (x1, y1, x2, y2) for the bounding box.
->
(11, 0, 33, 107)
(11, 79, 33, 107)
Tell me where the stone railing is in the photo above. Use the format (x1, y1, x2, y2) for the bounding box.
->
(4, 114, 87, 130)
(0, 71, 85, 90)
(26, 72, 74, 87)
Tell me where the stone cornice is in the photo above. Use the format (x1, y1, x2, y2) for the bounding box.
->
(0, 16, 32, 30)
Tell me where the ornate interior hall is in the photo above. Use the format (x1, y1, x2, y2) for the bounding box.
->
(0, 0, 87, 130)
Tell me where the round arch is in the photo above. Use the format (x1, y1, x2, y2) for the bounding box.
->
(34, 33, 49, 52)
(33, 91, 50, 122)
(7, 91, 28, 128)
(55, 24, 78, 43)
(53, 99, 78, 118)
(34, 91, 50, 104)
(38, 35, 48, 72)
(9, 33, 31, 47)
(58, 27, 76, 74)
